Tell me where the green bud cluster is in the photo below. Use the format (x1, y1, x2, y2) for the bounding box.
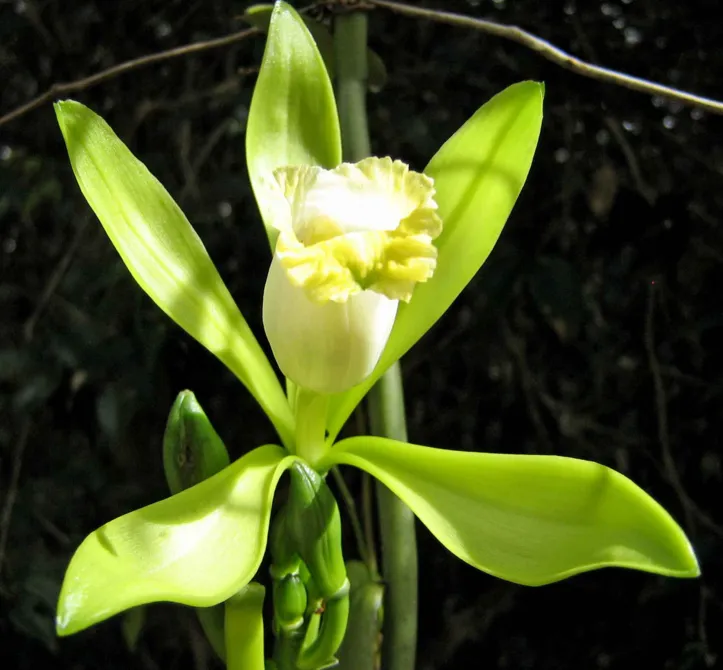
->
(269, 461, 350, 669)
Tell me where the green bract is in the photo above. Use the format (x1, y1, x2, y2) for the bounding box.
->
(56, 445, 294, 636)
(163, 390, 231, 495)
(322, 438, 699, 585)
(55, 101, 293, 449)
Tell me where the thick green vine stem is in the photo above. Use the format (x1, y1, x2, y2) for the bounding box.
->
(368, 364, 419, 670)
(334, 12, 371, 159)
(334, 10, 419, 670)
(337, 561, 384, 670)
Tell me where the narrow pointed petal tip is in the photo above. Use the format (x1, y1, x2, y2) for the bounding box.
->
(674, 535, 701, 578)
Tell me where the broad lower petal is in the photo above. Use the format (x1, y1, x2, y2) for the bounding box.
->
(57, 445, 295, 635)
(323, 437, 699, 586)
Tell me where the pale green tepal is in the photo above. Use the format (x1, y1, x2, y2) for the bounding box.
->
(53, 0, 698, 649)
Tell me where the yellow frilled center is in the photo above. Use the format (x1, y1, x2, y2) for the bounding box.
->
(271, 157, 443, 304)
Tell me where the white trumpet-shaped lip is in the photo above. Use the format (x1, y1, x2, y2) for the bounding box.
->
(262, 156, 441, 393)
(263, 255, 398, 394)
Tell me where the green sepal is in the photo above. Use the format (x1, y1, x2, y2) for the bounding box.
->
(326, 82, 545, 443)
(225, 583, 267, 670)
(56, 445, 296, 636)
(246, 1, 341, 248)
(322, 437, 700, 586)
(243, 4, 387, 91)
(54, 101, 293, 448)
(286, 461, 347, 599)
(163, 390, 230, 495)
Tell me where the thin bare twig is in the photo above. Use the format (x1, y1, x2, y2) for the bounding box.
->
(331, 466, 371, 567)
(23, 216, 91, 341)
(367, 0, 723, 116)
(361, 472, 379, 577)
(4, 0, 720, 127)
(0, 419, 32, 578)
(603, 116, 656, 205)
(0, 216, 93, 582)
(644, 283, 723, 539)
(503, 324, 553, 454)
(0, 27, 259, 127)
(568, 15, 658, 205)
(354, 402, 379, 577)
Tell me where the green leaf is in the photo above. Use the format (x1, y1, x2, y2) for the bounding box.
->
(323, 437, 699, 586)
(243, 4, 387, 92)
(56, 445, 295, 636)
(55, 101, 294, 448)
(326, 82, 544, 442)
(246, 1, 341, 248)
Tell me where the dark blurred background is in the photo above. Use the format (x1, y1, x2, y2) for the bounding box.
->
(1, 0, 721, 668)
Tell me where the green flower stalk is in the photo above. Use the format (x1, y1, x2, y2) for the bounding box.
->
(52, 1, 699, 666)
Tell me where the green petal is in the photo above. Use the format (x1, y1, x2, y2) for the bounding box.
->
(323, 438, 699, 586)
(246, 1, 342, 248)
(55, 101, 294, 448)
(326, 82, 544, 443)
(56, 445, 295, 636)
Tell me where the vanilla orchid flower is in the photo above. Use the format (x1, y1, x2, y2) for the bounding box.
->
(263, 157, 442, 394)
(50, 1, 697, 645)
